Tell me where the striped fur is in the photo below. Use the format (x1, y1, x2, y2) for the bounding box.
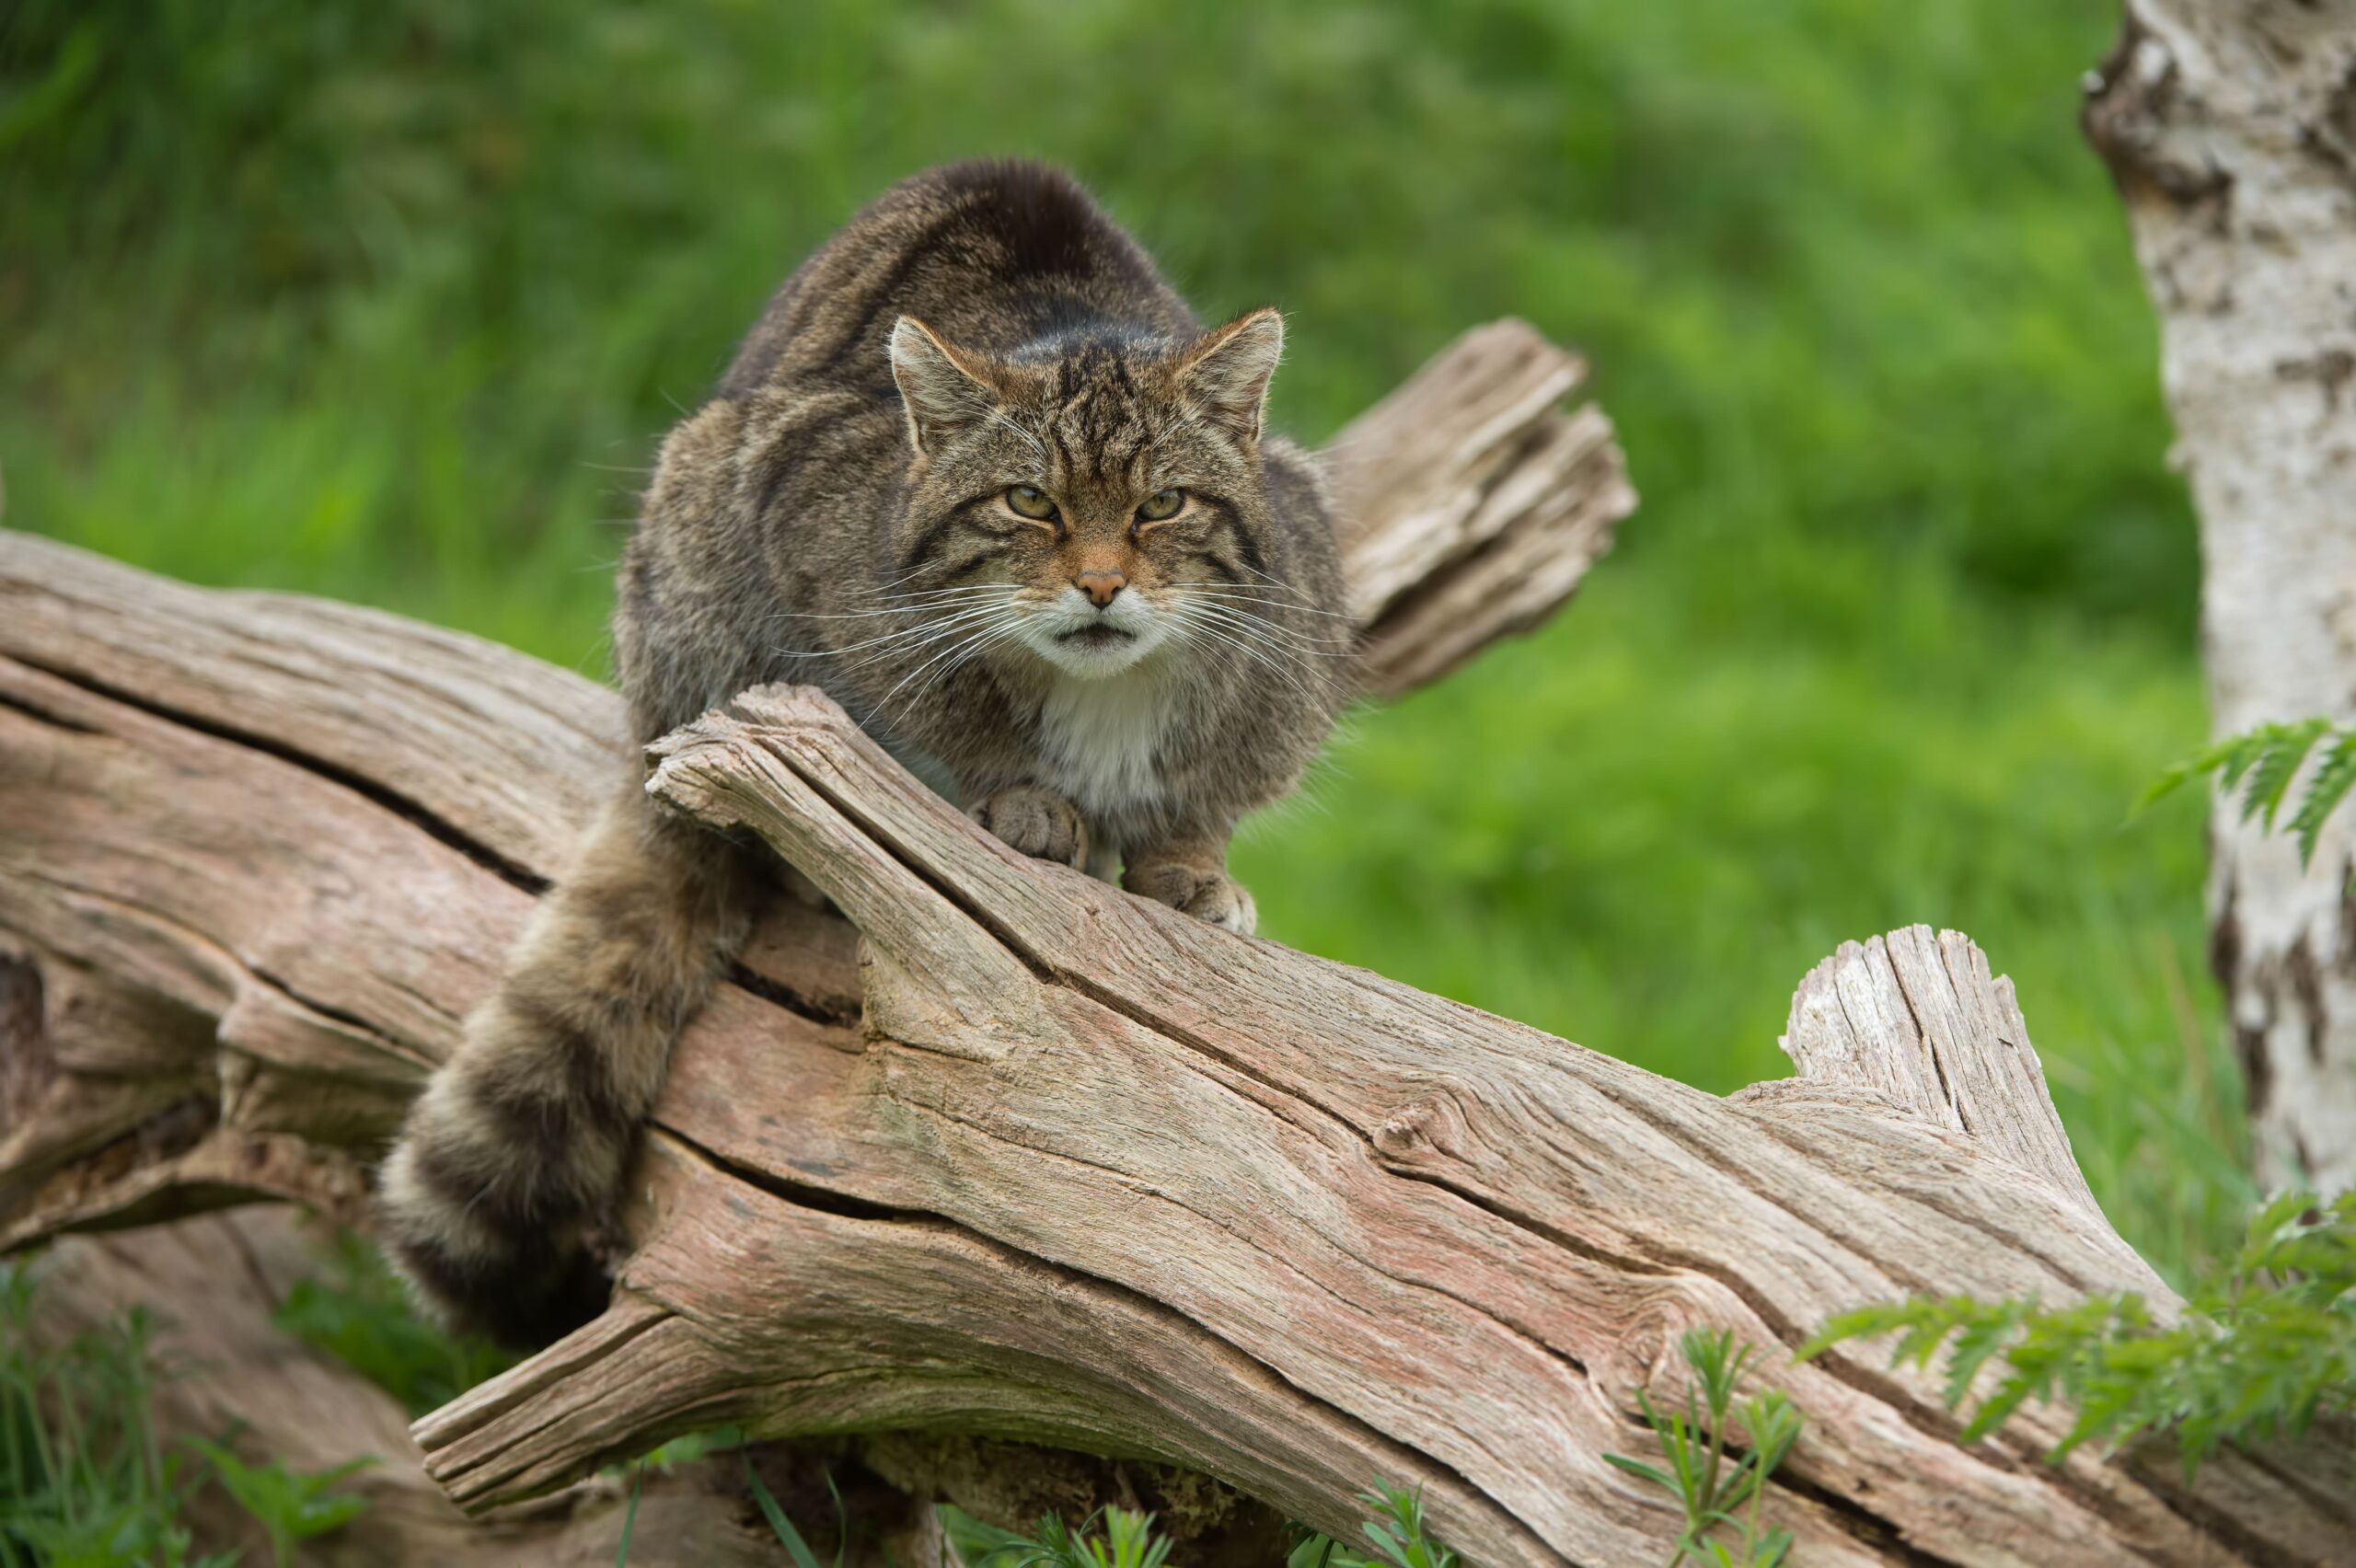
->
(380, 160, 1352, 1344)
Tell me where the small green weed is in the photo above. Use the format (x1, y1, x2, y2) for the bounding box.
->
(1802, 1190, 2356, 1476)
(1288, 1479, 1456, 1568)
(944, 1504, 1172, 1568)
(1603, 1329, 1804, 1568)
(0, 1272, 220, 1568)
(744, 1454, 847, 1568)
(177, 1441, 370, 1568)
(614, 1442, 846, 1568)
(271, 1227, 513, 1416)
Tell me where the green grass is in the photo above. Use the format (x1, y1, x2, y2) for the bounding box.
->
(0, 1264, 371, 1566)
(0, 0, 2245, 1294)
(270, 1228, 513, 1417)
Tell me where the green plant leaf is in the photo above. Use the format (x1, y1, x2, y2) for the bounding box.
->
(615, 1461, 643, 1567)
(1602, 1453, 1678, 1490)
(2238, 721, 2329, 827)
(2290, 732, 2356, 865)
(1815, 1190, 2356, 1478)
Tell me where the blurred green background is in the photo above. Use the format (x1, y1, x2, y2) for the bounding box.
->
(0, 1, 2242, 1279)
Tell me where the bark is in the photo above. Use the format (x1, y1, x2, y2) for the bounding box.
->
(25, 1205, 1276, 1563)
(1324, 320, 1632, 698)
(2084, 2, 2356, 1189)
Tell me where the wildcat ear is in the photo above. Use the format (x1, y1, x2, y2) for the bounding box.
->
(1177, 308, 1284, 444)
(889, 317, 999, 456)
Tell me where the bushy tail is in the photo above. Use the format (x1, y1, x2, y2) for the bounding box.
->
(378, 794, 755, 1347)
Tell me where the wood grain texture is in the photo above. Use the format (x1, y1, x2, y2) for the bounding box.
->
(0, 322, 2342, 1561)
(2, 548, 2344, 1561)
(1764, 926, 2102, 1217)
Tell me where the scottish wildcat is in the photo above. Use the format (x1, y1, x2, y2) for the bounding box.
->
(379, 160, 1355, 1345)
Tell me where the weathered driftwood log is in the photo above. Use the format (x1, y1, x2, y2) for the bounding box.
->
(0, 326, 2345, 1560)
(28, 1203, 1284, 1563)
(0, 317, 1627, 1250)
(1326, 320, 1628, 698)
(418, 686, 2348, 1567)
(3, 549, 2349, 1562)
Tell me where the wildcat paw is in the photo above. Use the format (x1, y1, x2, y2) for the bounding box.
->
(1124, 855, 1258, 935)
(970, 785, 1089, 870)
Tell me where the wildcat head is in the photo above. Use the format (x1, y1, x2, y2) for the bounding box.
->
(886, 308, 1287, 681)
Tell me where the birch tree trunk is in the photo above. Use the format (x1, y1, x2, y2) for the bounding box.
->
(2084, 0, 2356, 1190)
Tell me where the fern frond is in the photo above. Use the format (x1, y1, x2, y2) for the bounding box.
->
(2238, 720, 2329, 827)
(2290, 732, 2356, 865)
(1804, 1193, 2356, 1476)
(2148, 718, 2356, 865)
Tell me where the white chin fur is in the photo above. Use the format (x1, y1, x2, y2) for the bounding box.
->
(1020, 591, 1167, 678)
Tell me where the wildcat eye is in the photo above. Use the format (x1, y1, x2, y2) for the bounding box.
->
(1004, 485, 1059, 523)
(1135, 489, 1185, 524)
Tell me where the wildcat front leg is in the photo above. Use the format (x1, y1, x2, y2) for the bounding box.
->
(969, 783, 1089, 870)
(1124, 833, 1256, 935)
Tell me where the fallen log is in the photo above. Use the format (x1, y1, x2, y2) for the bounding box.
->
(0, 325, 2341, 1562)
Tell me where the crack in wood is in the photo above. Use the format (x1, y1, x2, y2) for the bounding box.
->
(6, 651, 554, 896)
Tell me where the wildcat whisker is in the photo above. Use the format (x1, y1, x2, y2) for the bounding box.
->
(1184, 599, 1343, 668)
(825, 605, 1030, 677)
(865, 585, 1026, 607)
(767, 587, 1016, 624)
(1172, 605, 1324, 708)
(838, 556, 999, 600)
(1189, 582, 1354, 617)
(1175, 596, 1357, 656)
(897, 618, 1030, 714)
(1231, 557, 1333, 606)
(1179, 589, 1360, 630)
(1187, 588, 1352, 617)
(872, 609, 1028, 713)
(986, 409, 1050, 460)
(770, 598, 1014, 661)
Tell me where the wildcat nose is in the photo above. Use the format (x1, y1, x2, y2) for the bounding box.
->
(1075, 569, 1126, 608)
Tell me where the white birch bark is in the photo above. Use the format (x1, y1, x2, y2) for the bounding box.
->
(2084, 0, 2356, 1188)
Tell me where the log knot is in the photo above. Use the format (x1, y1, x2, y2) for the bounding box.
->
(1373, 1098, 1447, 1159)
